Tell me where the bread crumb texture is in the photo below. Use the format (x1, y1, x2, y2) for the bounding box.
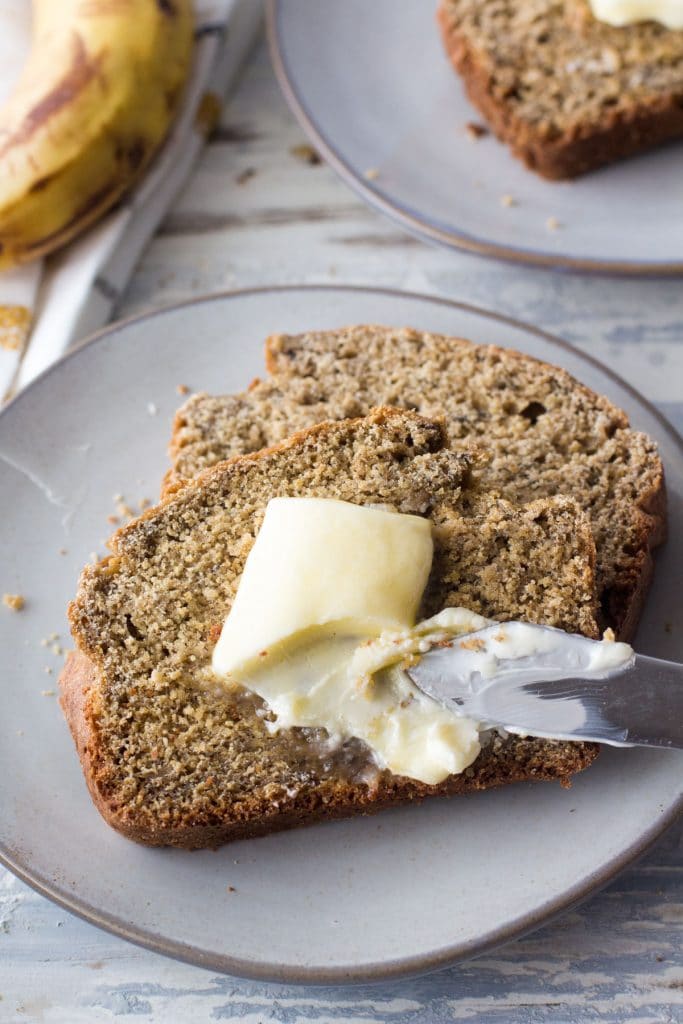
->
(169, 325, 665, 639)
(67, 409, 600, 846)
(3, 593, 25, 611)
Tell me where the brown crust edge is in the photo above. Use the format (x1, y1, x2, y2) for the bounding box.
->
(436, 4, 683, 180)
(59, 651, 599, 850)
(158, 404, 459, 504)
(608, 472, 667, 642)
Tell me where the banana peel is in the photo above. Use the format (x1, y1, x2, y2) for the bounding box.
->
(0, 0, 193, 270)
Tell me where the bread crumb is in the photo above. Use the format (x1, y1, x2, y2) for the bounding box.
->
(546, 216, 562, 231)
(500, 194, 516, 208)
(51, 643, 63, 657)
(465, 121, 489, 140)
(107, 514, 119, 525)
(139, 497, 151, 510)
(147, 402, 158, 416)
(3, 593, 25, 611)
(58, 548, 68, 556)
(43, 667, 52, 675)
(41, 688, 55, 696)
(236, 167, 256, 185)
(364, 167, 380, 180)
(226, 885, 237, 893)
(290, 143, 321, 165)
(176, 384, 190, 396)
(116, 502, 135, 520)
(113, 493, 123, 502)
(602, 627, 616, 642)
(16, 729, 24, 737)
(460, 637, 486, 651)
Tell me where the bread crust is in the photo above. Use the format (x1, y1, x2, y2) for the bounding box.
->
(606, 473, 667, 642)
(437, 4, 683, 179)
(59, 651, 599, 850)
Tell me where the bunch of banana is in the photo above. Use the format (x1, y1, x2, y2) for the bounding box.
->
(0, 0, 193, 270)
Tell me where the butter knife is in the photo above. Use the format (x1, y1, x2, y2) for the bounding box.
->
(406, 622, 683, 749)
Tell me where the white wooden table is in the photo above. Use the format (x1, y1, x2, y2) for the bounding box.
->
(2, 35, 682, 1024)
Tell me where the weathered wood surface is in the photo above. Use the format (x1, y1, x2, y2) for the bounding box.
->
(2, 35, 682, 1024)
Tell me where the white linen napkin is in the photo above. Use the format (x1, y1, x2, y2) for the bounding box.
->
(0, 0, 262, 402)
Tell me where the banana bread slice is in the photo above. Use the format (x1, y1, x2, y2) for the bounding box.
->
(166, 326, 665, 640)
(437, 0, 683, 178)
(62, 408, 599, 849)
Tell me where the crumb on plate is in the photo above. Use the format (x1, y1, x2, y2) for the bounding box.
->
(290, 143, 321, 165)
(465, 121, 489, 140)
(236, 167, 256, 185)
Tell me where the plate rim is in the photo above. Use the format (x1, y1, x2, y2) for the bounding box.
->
(1, 283, 682, 985)
(266, 0, 683, 278)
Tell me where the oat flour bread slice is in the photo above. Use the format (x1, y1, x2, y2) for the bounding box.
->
(167, 326, 665, 640)
(437, 0, 683, 178)
(62, 409, 599, 849)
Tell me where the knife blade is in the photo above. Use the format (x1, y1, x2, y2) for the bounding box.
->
(406, 621, 683, 749)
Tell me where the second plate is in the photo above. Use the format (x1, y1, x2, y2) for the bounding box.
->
(268, 0, 683, 275)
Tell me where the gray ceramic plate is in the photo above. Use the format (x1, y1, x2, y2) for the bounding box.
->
(268, 0, 683, 275)
(1, 286, 681, 984)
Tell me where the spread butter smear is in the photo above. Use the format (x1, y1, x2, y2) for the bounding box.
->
(589, 0, 683, 28)
(212, 497, 486, 785)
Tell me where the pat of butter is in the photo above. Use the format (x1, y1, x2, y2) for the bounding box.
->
(212, 498, 484, 785)
(213, 497, 434, 676)
(589, 0, 683, 28)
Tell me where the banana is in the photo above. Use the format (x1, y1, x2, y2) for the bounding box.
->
(0, 0, 193, 270)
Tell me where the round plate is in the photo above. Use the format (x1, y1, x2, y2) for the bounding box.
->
(267, 0, 683, 276)
(1, 285, 681, 984)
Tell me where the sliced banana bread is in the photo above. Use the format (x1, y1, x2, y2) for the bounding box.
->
(167, 326, 665, 640)
(437, 0, 683, 178)
(62, 408, 599, 849)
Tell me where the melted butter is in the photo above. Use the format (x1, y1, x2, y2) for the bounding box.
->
(589, 0, 683, 28)
(212, 498, 486, 786)
(216, 609, 488, 786)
